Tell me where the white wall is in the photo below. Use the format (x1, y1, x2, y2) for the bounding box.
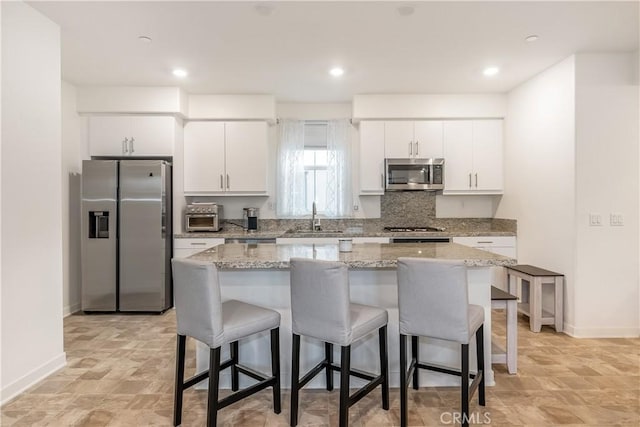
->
(496, 56, 577, 329)
(1, 1, 66, 404)
(61, 82, 83, 316)
(573, 53, 639, 336)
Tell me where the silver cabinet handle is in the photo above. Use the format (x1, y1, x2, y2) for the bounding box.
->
(226, 174, 230, 189)
(130, 137, 135, 154)
(415, 141, 419, 156)
(409, 142, 412, 156)
(381, 173, 384, 189)
(477, 241, 493, 244)
(475, 173, 478, 187)
(469, 173, 472, 187)
(123, 138, 129, 154)
(220, 174, 224, 189)
(190, 242, 207, 246)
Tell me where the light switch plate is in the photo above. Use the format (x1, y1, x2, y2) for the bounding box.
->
(589, 213, 602, 226)
(610, 213, 624, 226)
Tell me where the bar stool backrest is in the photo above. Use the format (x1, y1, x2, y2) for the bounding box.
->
(397, 258, 470, 343)
(290, 257, 352, 346)
(171, 258, 224, 348)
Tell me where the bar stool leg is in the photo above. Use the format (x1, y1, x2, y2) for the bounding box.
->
(173, 334, 186, 427)
(270, 328, 281, 414)
(290, 334, 301, 427)
(476, 325, 485, 406)
(325, 342, 334, 391)
(339, 345, 351, 427)
(399, 334, 408, 427)
(411, 336, 419, 390)
(461, 344, 469, 427)
(230, 341, 239, 392)
(207, 347, 221, 427)
(379, 326, 389, 410)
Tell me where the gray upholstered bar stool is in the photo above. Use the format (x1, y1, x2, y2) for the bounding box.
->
(289, 257, 389, 427)
(171, 258, 281, 427)
(397, 258, 486, 427)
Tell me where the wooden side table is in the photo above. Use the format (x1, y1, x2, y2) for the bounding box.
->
(506, 264, 564, 333)
(491, 286, 518, 374)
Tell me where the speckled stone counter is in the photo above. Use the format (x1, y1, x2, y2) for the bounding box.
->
(188, 242, 516, 269)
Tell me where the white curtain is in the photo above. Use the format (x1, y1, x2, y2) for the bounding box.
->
(276, 120, 306, 217)
(326, 119, 352, 217)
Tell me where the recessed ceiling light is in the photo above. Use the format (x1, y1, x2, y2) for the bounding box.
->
(138, 36, 152, 43)
(525, 35, 539, 42)
(397, 5, 415, 16)
(329, 67, 344, 77)
(255, 3, 275, 16)
(172, 69, 188, 78)
(483, 67, 500, 77)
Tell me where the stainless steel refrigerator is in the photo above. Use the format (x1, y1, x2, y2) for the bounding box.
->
(81, 160, 172, 312)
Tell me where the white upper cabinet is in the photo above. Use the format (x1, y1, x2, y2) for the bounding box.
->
(183, 121, 268, 195)
(359, 121, 386, 195)
(443, 119, 503, 194)
(224, 122, 268, 193)
(183, 122, 225, 193)
(384, 121, 443, 159)
(89, 116, 176, 157)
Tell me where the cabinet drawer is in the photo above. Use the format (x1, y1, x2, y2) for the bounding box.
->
(174, 238, 225, 249)
(453, 236, 515, 247)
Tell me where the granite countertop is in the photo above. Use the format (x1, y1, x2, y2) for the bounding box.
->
(187, 242, 517, 269)
(175, 229, 516, 239)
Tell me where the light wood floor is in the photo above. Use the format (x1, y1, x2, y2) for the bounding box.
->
(2, 309, 638, 426)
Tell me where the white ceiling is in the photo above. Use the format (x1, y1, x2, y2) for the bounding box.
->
(29, 1, 639, 103)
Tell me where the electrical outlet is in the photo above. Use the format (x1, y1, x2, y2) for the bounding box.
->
(589, 213, 602, 226)
(610, 213, 624, 226)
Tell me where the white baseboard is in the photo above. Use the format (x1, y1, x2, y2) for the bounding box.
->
(563, 322, 640, 338)
(1, 352, 67, 406)
(63, 302, 81, 317)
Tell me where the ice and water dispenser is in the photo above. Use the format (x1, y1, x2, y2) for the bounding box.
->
(88, 211, 110, 238)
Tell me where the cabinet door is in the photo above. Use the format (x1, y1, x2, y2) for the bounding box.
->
(384, 121, 413, 158)
(129, 116, 175, 156)
(443, 121, 473, 191)
(89, 116, 130, 156)
(413, 121, 443, 158)
(472, 120, 503, 192)
(359, 121, 385, 194)
(183, 122, 225, 193)
(224, 122, 268, 193)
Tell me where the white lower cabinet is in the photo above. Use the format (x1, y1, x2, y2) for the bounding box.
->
(173, 238, 225, 259)
(453, 236, 516, 289)
(452, 236, 516, 258)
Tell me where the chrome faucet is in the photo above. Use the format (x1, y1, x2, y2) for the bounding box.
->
(312, 201, 321, 231)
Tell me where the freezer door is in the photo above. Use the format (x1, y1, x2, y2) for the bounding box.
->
(81, 160, 118, 311)
(119, 160, 171, 311)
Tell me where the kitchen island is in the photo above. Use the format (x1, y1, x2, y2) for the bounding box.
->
(188, 242, 516, 389)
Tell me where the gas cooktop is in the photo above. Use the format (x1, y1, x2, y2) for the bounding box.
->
(383, 226, 446, 232)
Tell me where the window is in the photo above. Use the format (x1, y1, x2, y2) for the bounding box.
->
(277, 119, 352, 218)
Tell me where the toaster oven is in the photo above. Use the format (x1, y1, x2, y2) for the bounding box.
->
(185, 203, 222, 232)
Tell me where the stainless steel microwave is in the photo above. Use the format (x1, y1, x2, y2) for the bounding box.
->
(385, 158, 445, 191)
